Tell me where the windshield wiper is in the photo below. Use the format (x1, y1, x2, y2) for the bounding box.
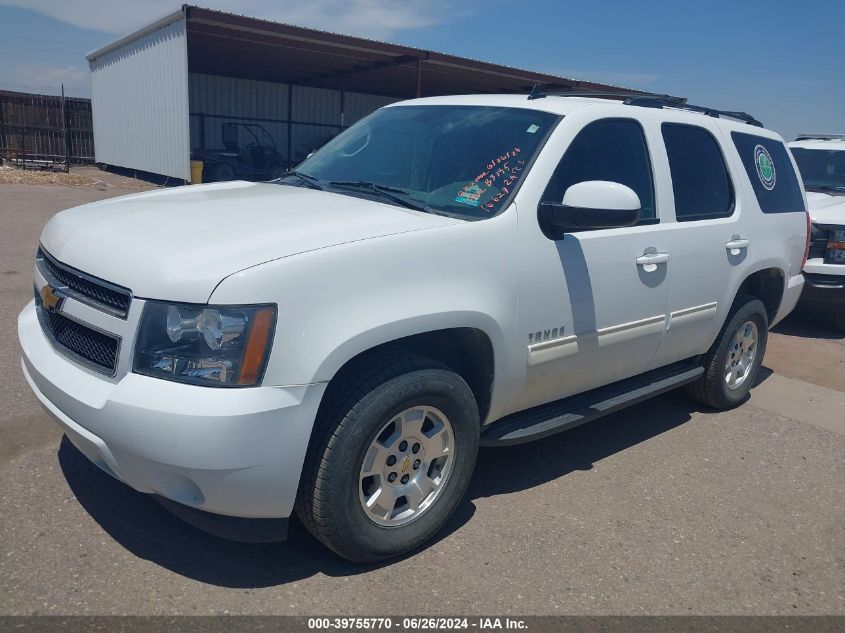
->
(274, 171, 325, 190)
(329, 180, 430, 212)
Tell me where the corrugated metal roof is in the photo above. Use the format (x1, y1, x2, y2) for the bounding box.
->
(87, 4, 661, 100)
(182, 5, 649, 97)
(182, 5, 640, 91)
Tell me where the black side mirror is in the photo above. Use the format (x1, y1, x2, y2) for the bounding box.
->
(539, 180, 641, 238)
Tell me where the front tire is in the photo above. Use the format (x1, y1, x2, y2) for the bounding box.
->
(295, 354, 480, 562)
(686, 295, 768, 409)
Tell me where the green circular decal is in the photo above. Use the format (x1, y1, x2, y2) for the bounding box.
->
(754, 144, 776, 190)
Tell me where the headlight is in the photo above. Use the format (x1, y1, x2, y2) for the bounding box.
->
(134, 301, 276, 387)
(828, 228, 845, 263)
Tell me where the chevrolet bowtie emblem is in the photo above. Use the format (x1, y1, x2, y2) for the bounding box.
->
(39, 284, 64, 312)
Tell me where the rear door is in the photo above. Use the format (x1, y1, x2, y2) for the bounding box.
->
(650, 121, 754, 367)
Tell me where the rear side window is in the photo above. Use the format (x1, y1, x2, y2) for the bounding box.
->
(662, 123, 734, 221)
(542, 118, 656, 222)
(731, 132, 806, 213)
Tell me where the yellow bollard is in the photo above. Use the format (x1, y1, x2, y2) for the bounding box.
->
(190, 160, 203, 184)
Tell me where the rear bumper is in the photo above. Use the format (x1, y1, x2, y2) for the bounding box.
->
(19, 300, 326, 520)
(799, 272, 845, 311)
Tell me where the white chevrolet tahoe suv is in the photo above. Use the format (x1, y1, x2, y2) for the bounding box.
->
(788, 134, 845, 330)
(19, 92, 809, 562)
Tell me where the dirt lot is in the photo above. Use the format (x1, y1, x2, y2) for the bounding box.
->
(766, 311, 845, 392)
(0, 176, 842, 615)
(0, 167, 155, 425)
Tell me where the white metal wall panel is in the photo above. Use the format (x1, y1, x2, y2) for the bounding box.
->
(189, 117, 290, 158)
(344, 92, 397, 125)
(189, 73, 289, 119)
(189, 73, 290, 153)
(89, 17, 190, 180)
(188, 73, 399, 165)
(190, 76, 395, 125)
(292, 85, 341, 125)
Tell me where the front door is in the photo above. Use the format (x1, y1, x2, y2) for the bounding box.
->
(509, 117, 672, 413)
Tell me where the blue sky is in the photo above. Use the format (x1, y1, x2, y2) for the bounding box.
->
(0, 0, 841, 140)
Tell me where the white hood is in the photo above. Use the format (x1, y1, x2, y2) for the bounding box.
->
(806, 191, 845, 226)
(40, 181, 459, 303)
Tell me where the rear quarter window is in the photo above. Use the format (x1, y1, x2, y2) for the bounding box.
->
(730, 132, 806, 213)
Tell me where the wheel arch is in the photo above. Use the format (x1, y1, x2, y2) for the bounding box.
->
(733, 265, 786, 326)
(314, 320, 503, 425)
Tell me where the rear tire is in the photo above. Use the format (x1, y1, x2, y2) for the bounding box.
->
(295, 353, 480, 563)
(685, 295, 768, 409)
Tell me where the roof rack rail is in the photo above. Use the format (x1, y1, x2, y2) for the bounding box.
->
(527, 83, 659, 101)
(526, 83, 763, 128)
(623, 96, 763, 127)
(795, 133, 845, 141)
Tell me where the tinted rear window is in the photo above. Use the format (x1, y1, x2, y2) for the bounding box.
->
(662, 124, 733, 221)
(731, 132, 806, 213)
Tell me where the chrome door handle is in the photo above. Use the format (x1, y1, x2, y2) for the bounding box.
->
(636, 252, 669, 272)
(726, 237, 750, 254)
(636, 252, 670, 265)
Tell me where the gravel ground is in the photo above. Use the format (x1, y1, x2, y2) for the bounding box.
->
(0, 178, 842, 615)
(0, 164, 96, 187)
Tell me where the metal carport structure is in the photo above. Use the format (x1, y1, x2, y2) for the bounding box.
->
(88, 4, 652, 182)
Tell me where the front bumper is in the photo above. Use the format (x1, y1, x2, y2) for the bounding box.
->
(18, 300, 326, 520)
(799, 271, 845, 311)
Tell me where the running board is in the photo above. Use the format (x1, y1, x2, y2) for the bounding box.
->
(481, 362, 704, 446)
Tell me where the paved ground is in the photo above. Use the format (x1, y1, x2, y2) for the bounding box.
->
(0, 176, 842, 615)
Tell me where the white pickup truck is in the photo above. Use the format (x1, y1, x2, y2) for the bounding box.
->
(788, 134, 845, 330)
(19, 92, 809, 562)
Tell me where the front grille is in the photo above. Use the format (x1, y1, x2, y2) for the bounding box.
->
(36, 289, 120, 375)
(37, 248, 132, 318)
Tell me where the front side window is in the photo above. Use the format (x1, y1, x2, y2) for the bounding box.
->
(662, 123, 734, 221)
(790, 147, 845, 194)
(541, 118, 656, 222)
(294, 105, 559, 220)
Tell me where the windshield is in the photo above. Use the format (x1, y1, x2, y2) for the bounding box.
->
(294, 105, 559, 219)
(791, 148, 845, 192)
